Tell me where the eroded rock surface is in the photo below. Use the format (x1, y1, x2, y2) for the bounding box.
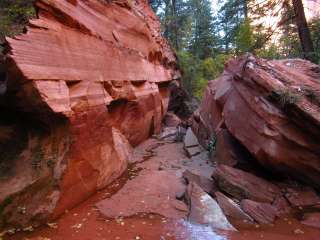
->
(241, 199, 277, 224)
(192, 54, 320, 188)
(213, 165, 281, 203)
(0, 0, 179, 228)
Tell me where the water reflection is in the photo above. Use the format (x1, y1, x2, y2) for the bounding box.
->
(171, 220, 229, 240)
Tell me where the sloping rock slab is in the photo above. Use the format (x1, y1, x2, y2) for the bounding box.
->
(184, 128, 200, 148)
(213, 165, 281, 203)
(241, 199, 277, 224)
(186, 183, 236, 231)
(301, 212, 320, 229)
(285, 187, 320, 207)
(182, 170, 216, 194)
(96, 170, 188, 219)
(215, 192, 254, 223)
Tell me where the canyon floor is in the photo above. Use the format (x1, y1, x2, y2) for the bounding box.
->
(4, 136, 320, 240)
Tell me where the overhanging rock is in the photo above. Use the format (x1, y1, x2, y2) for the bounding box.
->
(0, 0, 179, 228)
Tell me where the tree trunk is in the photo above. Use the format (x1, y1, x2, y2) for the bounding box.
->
(163, 0, 171, 39)
(243, 0, 248, 19)
(292, 0, 315, 62)
(171, 0, 179, 51)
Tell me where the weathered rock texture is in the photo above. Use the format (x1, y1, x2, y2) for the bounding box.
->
(193, 54, 320, 188)
(0, 0, 179, 228)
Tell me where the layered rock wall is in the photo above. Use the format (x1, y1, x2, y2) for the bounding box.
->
(0, 0, 179, 228)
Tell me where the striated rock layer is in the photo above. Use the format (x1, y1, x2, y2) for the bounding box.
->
(193, 54, 320, 188)
(0, 0, 179, 228)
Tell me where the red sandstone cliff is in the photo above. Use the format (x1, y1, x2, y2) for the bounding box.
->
(193, 54, 320, 188)
(0, 0, 179, 228)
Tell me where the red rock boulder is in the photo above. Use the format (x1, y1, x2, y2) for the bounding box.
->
(0, 0, 179, 228)
(193, 54, 320, 188)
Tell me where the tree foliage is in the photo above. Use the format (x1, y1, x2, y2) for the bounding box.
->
(0, 0, 35, 43)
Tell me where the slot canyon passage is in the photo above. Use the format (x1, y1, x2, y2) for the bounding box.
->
(1, 0, 320, 240)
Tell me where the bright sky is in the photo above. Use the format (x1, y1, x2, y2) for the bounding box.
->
(211, 0, 217, 14)
(210, 0, 320, 20)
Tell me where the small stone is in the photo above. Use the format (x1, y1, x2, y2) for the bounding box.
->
(6, 229, 16, 235)
(17, 206, 27, 215)
(23, 226, 34, 232)
(294, 229, 304, 234)
(71, 223, 83, 229)
(47, 222, 58, 229)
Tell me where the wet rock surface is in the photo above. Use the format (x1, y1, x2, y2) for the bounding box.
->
(186, 183, 236, 231)
(97, 170, 188, 219)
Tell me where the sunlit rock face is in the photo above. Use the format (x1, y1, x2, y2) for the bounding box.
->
(0, 0, 179, 228)
(193, 54, 320, 188)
